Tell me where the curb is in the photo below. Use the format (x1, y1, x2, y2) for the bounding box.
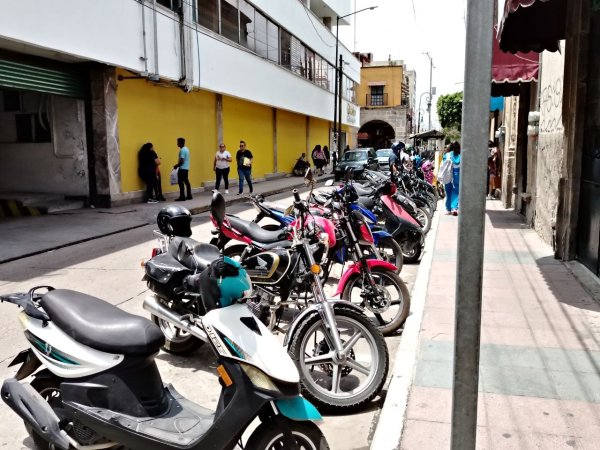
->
(370, 204, 441, 450)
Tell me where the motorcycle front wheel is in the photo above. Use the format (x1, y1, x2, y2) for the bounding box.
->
(245, 420, 329, 450)
(399, 238, 422, 264)
(289, 305, 388, 413)
(341, 266, 410, 335)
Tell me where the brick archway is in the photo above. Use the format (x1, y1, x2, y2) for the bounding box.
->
(358, 120, 395, 149)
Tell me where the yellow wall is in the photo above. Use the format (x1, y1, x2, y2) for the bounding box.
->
(358, 65, 404, 108)
(222, 96, 274, 178)
(116, 71, 217, 194)
(308, 117, 331, 154)
(276, 110, 306, 173)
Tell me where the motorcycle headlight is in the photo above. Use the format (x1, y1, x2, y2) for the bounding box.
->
(318, 232, 329, 245)
(240, 363, 281, 393)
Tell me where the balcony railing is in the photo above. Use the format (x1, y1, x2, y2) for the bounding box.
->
(366, 93, 388, 106)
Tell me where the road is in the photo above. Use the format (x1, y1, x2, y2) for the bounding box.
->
(0, 189, 420, 450)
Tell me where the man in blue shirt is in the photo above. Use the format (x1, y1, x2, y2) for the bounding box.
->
(174, 137, 192, 200)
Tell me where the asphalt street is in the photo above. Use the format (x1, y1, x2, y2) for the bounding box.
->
(0, 188, 419, 450)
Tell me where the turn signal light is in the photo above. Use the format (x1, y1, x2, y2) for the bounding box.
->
(310, 264, 321, 274)
(217, 364, 233, 387)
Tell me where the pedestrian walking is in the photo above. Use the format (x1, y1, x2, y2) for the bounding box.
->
(137, 142, 159, 203)
(311, 145, 326, 176)
(488, 143, 501, 199)
(323, 145, 330, 168)
(214, 143, 232, 194)
(174, 137, 192, 201)
(444, 141, 461, 215)
(236, 140, 253, 195)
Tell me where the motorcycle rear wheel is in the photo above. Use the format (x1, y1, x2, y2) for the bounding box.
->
(289, 306, 388, 413)
(341, 266, 410, 335)
(245, 420, 329, 450)
(151, 312, 203, 355)
(400, 238, 422, 264)
(375, 237, 403, 273)
(414, 207, 432, 234)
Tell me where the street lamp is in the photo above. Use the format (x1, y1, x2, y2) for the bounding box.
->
(333, 5, 378, 154)
(417, 92, 431, 132)
(423, 52, 434, 130)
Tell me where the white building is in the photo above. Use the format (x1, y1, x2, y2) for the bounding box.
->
(0, 0, 360, 209)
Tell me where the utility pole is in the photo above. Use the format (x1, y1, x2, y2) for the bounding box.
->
(423, 52, 434, 130)
(450, 0, 493, 449)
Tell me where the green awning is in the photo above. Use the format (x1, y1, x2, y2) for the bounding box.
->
(0, 59, 85, 98)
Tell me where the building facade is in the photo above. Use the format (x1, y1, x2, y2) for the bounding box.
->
(0, 0, 360, 207)
(355, 57, 415, 149)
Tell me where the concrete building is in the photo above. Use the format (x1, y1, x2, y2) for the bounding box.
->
(355, 57, 415, 149)
(0, 0, 360, 208)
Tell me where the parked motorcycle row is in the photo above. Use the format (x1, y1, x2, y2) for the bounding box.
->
(0, 160, 437, 449)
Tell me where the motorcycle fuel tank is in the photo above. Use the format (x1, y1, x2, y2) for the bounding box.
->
(242, 249, 294, 285)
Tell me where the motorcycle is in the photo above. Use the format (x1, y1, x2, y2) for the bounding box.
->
(210, 189, 390, 412)
(248, 193, 403, 273)
(0, 262, 329, 450)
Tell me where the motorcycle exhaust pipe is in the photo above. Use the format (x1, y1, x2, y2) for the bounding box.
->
(143, 296, 208, 342)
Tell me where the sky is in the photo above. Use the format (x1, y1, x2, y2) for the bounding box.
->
(336, 0, 470, 130)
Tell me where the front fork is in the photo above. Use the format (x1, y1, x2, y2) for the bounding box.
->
(301, 242, 346, 359)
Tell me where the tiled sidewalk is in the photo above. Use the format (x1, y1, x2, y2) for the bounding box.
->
(401, 201, 600, 449)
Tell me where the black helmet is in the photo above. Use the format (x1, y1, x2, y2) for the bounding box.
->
(157, 205, 192, 237)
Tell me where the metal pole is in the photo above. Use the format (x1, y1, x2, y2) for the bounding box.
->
(428, 57, 433, 130)
(337, 54, 344, 150)
(450, 0, 493, 449)
(333, 16, 340, 153)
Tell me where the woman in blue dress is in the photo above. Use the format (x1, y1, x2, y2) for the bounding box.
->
(444, 141, 461, 215)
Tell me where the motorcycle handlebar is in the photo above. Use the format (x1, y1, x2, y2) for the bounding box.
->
(293, 189, 301, 203)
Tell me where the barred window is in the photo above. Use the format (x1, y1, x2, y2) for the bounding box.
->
(221, 0, 239, 43)
(197, 0, 219, 33)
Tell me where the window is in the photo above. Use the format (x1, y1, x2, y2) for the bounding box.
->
(305, 48, 315, 81)
(198, 0, 219, 33)
(239, 0, 255, 51)
(290, 36, 305, 77)
(254, 11, 268, 58)
(370, 86, 384, 106)
(221, 0, 239, 43)
(280, 29, 292, 69)
(157, 0, 180, 11)
(267, 20, 279, 63)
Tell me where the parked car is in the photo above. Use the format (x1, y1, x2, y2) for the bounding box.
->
(376, 148, 393, 171)
(334, 148, 379, 181)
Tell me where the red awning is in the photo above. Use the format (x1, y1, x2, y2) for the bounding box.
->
(491, 27, 539, 97)
(499, 0, 566, 54)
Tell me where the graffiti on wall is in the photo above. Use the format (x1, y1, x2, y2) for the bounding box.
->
(539, 77, 564, 134)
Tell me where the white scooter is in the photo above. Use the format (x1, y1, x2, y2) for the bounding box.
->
(1, 258, 329, 450)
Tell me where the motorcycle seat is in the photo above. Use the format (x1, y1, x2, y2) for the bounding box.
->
(354, 184, 376, 196)
(252, 239, 292, 250)
(40, 289, 165, 356)
(226, 215, 287, 243)
(169, 238, 220, 271)
(359, 196, 376, 211)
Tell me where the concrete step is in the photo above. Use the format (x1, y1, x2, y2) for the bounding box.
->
(0, 193, 84, 216)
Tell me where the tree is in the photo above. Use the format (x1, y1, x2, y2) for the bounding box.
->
(437, 91, 463, 131)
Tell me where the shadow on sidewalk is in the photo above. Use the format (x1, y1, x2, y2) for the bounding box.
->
(486, 208, 530, 229)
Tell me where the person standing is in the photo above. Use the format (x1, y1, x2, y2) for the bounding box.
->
(236, 140, 253, 195)
(138, 142, 159, 204)
(152, 145, 166, 201)
(174, 137, 192, 201)
(214, 143, 232, 194)
(444, 141, 461, 215)
(323, 145, 330, 169)
(331, 149, 338, 174)
(311, 145, 325, 176)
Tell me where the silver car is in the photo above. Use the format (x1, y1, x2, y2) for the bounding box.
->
(376, 148, 393, 171)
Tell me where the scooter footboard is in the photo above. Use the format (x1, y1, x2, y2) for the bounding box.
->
(1, 378, 70, 450)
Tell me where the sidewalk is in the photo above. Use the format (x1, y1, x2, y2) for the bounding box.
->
(0, 175, 329, 263)
(373, 200, 600, 449)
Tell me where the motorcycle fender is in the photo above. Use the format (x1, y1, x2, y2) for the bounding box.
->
(275, 397, 322, 422)
(8, 349, 42, 381)
(1, 378, 70, 450)
(334, 260, 398, 296)
(283, 300, 364, 348)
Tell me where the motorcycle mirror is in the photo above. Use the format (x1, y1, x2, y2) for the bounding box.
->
(304, 167, 315, 185)
(324, 179, 334, 187)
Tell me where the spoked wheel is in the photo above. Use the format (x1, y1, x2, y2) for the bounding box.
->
(289, 306, 388, 413)
(245, 420, 329, 450)
(151, 298, 203, 355)
(362, 238, 403, 273)
(341, 266, 410, 335)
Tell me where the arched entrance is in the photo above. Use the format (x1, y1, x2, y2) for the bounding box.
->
(357, 120, 395, 149)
